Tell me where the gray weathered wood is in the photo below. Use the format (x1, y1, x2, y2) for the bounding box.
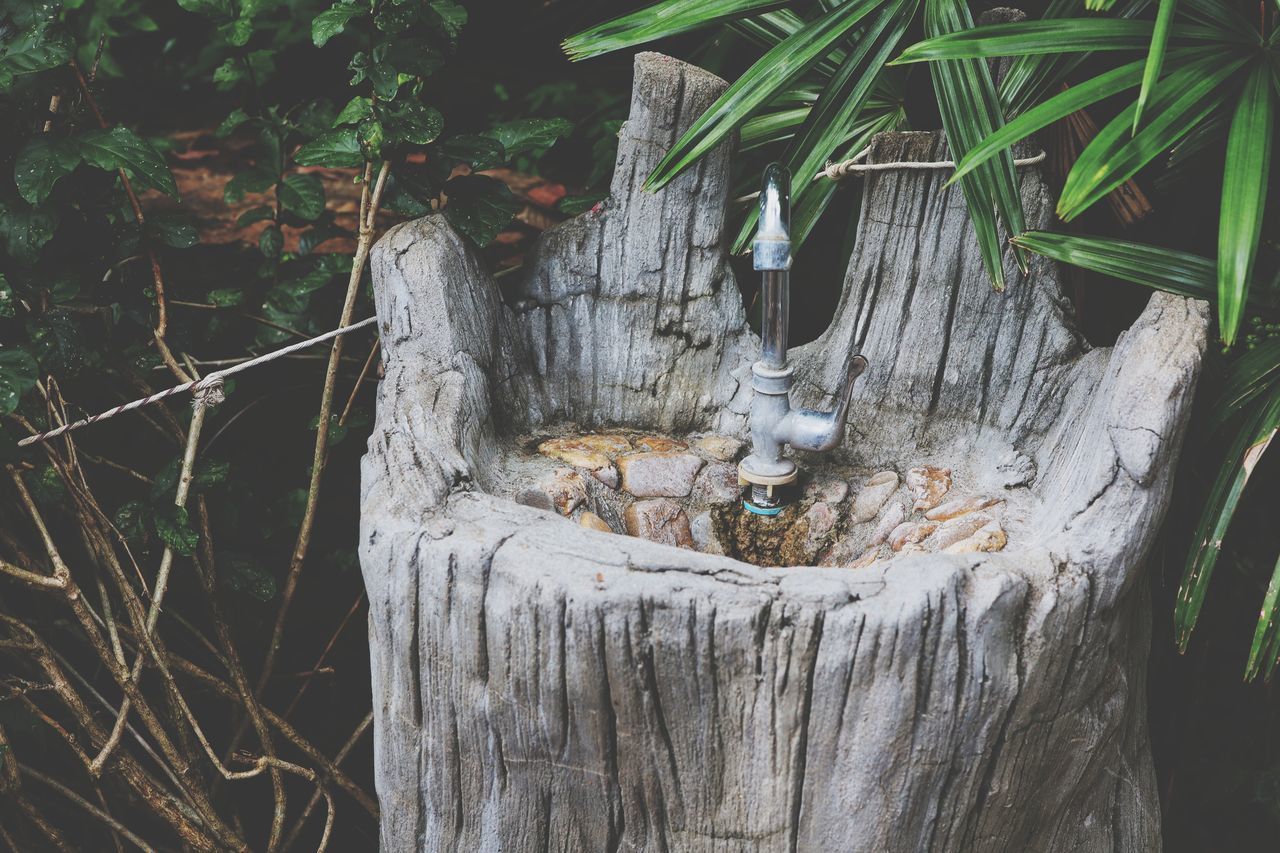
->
(361, 51, 1207, 851)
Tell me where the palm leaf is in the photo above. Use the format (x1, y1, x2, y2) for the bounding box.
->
(1217, 62, 1274, 346)
(892, 19, 1218, 63)
(1247, 552, 1280, 682)
(1210, 338, 1280, 428)
(1134, 0, 1178, 131)
(563, 0, 784, 61)
(1058, 52, 1247, 220)
(730, 0, 917, 253)
(948, 55, 1152, 185)
(644, 0, 891, 191)
(924, 0, 1025, 289)
(1175, 386, 1280, 651)
(1010, 231, 1216, 300)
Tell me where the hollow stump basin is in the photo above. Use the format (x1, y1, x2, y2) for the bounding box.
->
(359, 53, 1208, 852)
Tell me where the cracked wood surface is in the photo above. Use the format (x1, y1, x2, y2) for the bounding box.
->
(361, 51, 1208, 851)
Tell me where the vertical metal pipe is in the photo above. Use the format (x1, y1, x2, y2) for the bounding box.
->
(760, 269, 789, 369)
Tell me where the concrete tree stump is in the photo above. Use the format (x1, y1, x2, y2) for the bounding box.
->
(360, 52, 1208, 851)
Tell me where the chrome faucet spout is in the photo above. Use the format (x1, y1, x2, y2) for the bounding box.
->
(738, 163, 869, 514)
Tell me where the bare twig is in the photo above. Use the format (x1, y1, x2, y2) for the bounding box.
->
(19, 764, 157, 852)
(281, 711, 372, 851)
(338, 340, 380, 427)
(283, 592, 364, 720)
(256, 160, 388, 696)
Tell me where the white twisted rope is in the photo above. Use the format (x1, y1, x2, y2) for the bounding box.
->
(819, 147, 1046, 180)
(19, 316, 377, 447)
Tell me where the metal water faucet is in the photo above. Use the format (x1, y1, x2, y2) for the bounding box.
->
(738, 163, 868, 514)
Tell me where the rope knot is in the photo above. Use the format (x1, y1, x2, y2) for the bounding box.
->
(192, 377, 225, 410)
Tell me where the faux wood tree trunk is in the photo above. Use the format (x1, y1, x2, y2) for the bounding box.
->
(360, 52, 1207, 851)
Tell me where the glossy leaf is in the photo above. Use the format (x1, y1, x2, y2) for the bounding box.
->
(645, 0, 890, 191)
(294, 128, 364, 167)
(563, 0, 783, 60)
(444, 174, 519, 246)
(14, 137, 80, 204)
(1175, 386, 1280, 651)
(483, 118, 573, 159)
(0, 349, 38, 415)
(79, 127, 178, 197)
(1216, 63, 1273, 346)
(279, 173, 326, 221)
(1058, 52, 1246, 220)
(313, 3, 361, 48)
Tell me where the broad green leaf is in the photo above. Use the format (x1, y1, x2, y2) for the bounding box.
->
(438, 134, 505, 171)
(236, 205, 275, 227)
(0, 29, 72, 88)
(0, 204, 58, 263)
(217, 108, 252, 137)
(1175, 386, 1280, 651)
(893, 19, 1180, 63)
(558, 192, 608, 216)
(207, 288, 245, 307)
(79, 127, 179, 197)
(444, 174, 519, 246)
(424, 0, 468, 39)
(1216, 63, 1273, 346)
(147, 211, 199, 248)
(1011, 231, 1216, 300)
(259, 225, 283, 258)
(924, 0, 1025, 289)
(155, 504, 199, 556)
(294, 128, 364, 167)
(646, 0, 891, 191)
(313, 3, 361, 47)
(1246, 552, 1280, 682)
(1135, 0, 1178, 131)
(224, 166, 276, 203)
(113, 500, 150, 542)
(1058, 52, 1246, 220)
(387, 102, 444, 146)
(563, 0, 784, 60)
(221, 551, 277, 602)
(334, 96, 373, 127)
(14, 137, 81, 204)
(483, 118, 573, 159)
(0, 349, 38, 415)
(279, 173, 326, 220)
(0, 274, 13, 319)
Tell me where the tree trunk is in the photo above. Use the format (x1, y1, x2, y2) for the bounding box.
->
(360, 51, 1206, 852)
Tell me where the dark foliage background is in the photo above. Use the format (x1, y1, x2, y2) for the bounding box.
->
(0, 0, 1276, 850)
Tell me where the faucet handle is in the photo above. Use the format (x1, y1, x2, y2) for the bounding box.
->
(780, 351, 868, 453)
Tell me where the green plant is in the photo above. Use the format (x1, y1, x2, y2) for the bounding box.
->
(894, 0, 1275, 346)
(1013, 231, 1280, 681)
(0, 0, 583, 846)
(563, 0, 1150, 288)
(893, 0, 1279, 678)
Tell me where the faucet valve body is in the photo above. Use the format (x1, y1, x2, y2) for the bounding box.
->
(738, 163, 868, 514)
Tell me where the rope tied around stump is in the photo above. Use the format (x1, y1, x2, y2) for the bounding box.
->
(818, 147, 1047, 181)
(19, 316, 377, 447)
